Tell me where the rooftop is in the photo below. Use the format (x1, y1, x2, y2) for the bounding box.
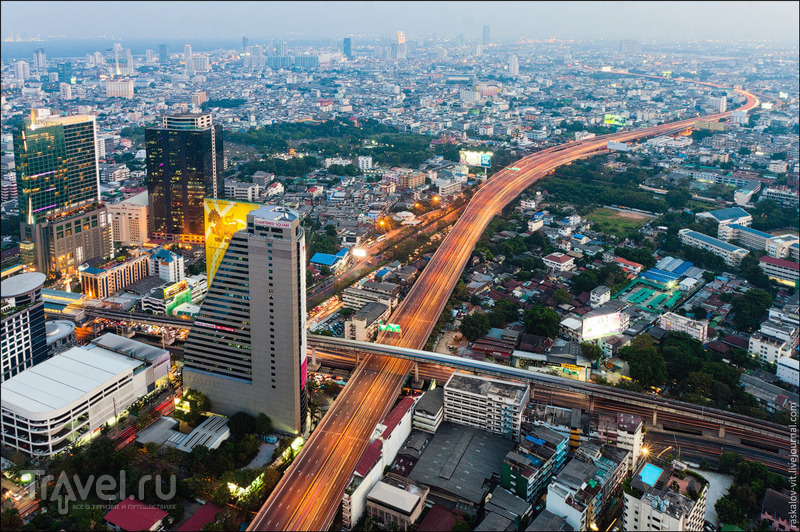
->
(680, 229, 746, 253)
(445, 372, 528, 402)
(366, 480, 422, 514)
(104, 498, 168, 532)
(1, 272, 46, 298)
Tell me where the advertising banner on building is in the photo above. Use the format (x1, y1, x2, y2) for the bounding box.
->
(204, 198, 260, 284)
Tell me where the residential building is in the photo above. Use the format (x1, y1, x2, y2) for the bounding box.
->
(761, 186, 799, 208)
(365, 477, 428, 531)
(1, 334, 169, 457)
(141, 280, 192, 316)
(146, 113, 223, 243)
(413, 387, 443, 433)
(622, 461, 708, 532)
(183, 205, 307, 435)
(589, 286, 610, 308)
(105, 78, 134, 99)
(760, 320, 799, 350)
(435, 178, 461, 197)
(593, 413, 644, 472)
(760, 488, 798, 532)
(14, 113, 111, 275)
(148, 247, 185, 283)
(546, 443, 629, 531)
(59, 82, 73, 100)
(224, 179, 261, 202)
(79, 252, 150, 299)
(658, 312, 708, 343)
(344, 302, 390, 342)
(357, 155, 372, 171)
(748, 333, 790, 365)
(759, 256, 799, 285)
(678, 229, 748, 267)
(718, 223, 777, 253)
(709, 96, 727, 113)
(1, 273, 48, 383)
(543, 252, 576, 273)
(342, 281, 400, 310)
(108, 192, 148, 246)
(443, 372, 529, 441)
(501, 424, 568, 502)
(104, 497, 169, 532)
(399, 172, 425, 189)
(776, 356, 798, 387)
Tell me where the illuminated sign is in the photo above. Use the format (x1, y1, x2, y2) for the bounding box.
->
(164, 280, 188, 299)
(604, 114, 627, 126)
(254, 217, 292, 229)
(378, 322, 402, 333)
(460, 150, 493, 168)
(204, 198, 261, 284)
(582, 312, 621, 340)
(195, 321, 236, 333)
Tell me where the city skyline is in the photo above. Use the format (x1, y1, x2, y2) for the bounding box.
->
(2, 1, 799, 43)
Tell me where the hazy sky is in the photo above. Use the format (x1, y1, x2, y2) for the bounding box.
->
(2, 1, 798, 42)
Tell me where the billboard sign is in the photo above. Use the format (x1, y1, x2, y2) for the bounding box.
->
(582, 312, 621, 340)
(195, 321, 236, 333)
(604, 114, 627, 126)
(254, 217, 291, 229)
(378, 322, 402, 333)
(204, 198, 261, 284)
(460, 150, 493, 168)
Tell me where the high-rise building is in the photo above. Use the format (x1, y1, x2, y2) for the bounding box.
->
(105, 78, 135, 99)
(14, 60, 30, 82)
(277, 41, 288, 57)
(146, 113, 223, 243)
(343, 37, 352, 59)
(509, 55, 519, 77)
(32, 48, 47, 72)
(159, 44, 168, 63)
(59, 82, 73, 100)
(1, 272, 48, 383)
(184, 44, 195, 75)
(242, 36, 248, 49)
(145, 49, 156, 63)
(15, 112, 111, 275)
(619, 39, 641, 54)
(483, 24, 491, 45)
(709, 95, 727, 113)
(183, 205, 308, 435)
(108, 191, 148, 246)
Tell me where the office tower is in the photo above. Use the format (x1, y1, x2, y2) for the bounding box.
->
(146, 49, 156, 63)
(59, 82, 73, 100)
(483, 24, 490, 45)
(184, 43, 195, 75)
(509, 55, 519, 77)
(113, 42, 123, 75)
(278, 41, 288, 57)
(619, 39, 641, 54)
(14, 61, 30, 82)
(159, 43, 168, 62)
(1, 272, 48, 383)
(57, 61, 73, 83)
(343, 37, 352, 59)
(32, 47, 47, 72)
(242, 36, 248, 49)
(14, 112, 111, 275)
(146, 113, 223, 243)
(183, 205, 308, 434)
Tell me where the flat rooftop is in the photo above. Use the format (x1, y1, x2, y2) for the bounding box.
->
(445, 372, 528, 403)
(2, 272, 46, 298)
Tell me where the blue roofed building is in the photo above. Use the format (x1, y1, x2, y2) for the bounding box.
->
(695, 206, 752, 227)
(678, 229, 748, 267)
(310, 247, 348, 272)
(501, 425, 568, 502)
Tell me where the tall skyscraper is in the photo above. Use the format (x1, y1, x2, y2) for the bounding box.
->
(146, 113, 223, 243)
(183, 205, 308, 434)
(343, 37, 352, 59)
(145, 49, 156, 63)
(509, 55, 519, 77)
(391, 31, 407, 60)
(14, 60, 29, 82)
(14, 112, 111, 275)
(619, 39, 641, 54)
(184, 43, 195, 75)
(1, 272, 48, 383)
(32, 48, 47, 72)
(159, 43, 169, 63)
(277, 41, 288, 57)
(242, 36, 249, 50)
(483, 24, 491, 45)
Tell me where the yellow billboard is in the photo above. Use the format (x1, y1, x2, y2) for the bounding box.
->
(204, 198, 260, 284)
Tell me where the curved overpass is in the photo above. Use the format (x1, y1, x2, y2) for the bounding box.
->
(249, 83, 760, 531)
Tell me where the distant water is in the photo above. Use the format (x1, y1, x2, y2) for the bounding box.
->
(1, 38, 330, 60)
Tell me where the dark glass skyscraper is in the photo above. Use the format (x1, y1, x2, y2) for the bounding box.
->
(159, 44, 168, 63)
(343, 37, 352, 59)
(183, 205, 307, 434)
(146, 113, 223, 243)
(1, 272, 48, 383)
(14, 112, 111, 276)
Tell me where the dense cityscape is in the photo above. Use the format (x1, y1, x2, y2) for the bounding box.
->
(0, 2, 798, 531)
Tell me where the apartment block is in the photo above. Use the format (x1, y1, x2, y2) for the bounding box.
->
(678, 229, 748, 267)
(79, 252, 150, 299)
(658, 312, 708, 343)
(759, 256, 799, 285)
(501, 424, 568, 502)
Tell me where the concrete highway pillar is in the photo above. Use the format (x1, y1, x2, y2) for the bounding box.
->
(356, 352, 360, 366)
(718, 423, 725, 439)
(414, 362, 420, 382)
(311, 346, 317, 367)
(589, 395, 595, 412)
(652, 410, 657, 426)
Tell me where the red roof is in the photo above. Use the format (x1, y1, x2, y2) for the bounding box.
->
(417, 503, 457, 532)
(544, 253, 573, 264)
(176, 503, 223, 532)
(105, 498, 168, 532)
(355, 440, 383, 476)
(614, 257, 643, 269)
(760, 256, 800, 271)
(381, 397, 415, 440)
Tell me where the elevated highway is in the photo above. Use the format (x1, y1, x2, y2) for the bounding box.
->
(245, 80, 759, 531)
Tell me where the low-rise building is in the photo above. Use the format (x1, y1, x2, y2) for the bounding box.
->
(658, 312, 708, 343)
(365, 477, 429, 531)
(344, 302, 390, 342)
(79, 252, 150, 299)
(748, 332, 790, 365)
(678, 229, 748, 267)
(695, 206, 752, 227)
(622, 461, 708, 532)
(759, 256, 799, 285)
(776, 356, 798, 387)
(444, 372, 529, 441)
(543, 252, 576, 274)
(412, 387, 443, 433)
(760, 488, 798, 532)
(593, 413, 644, 472)
(342, 281, 400, 310)
(105, 498, 169, 532)
(589, 286, 610, 308)
(761, 185, 799, 208)
(501, 424, 568, 502)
